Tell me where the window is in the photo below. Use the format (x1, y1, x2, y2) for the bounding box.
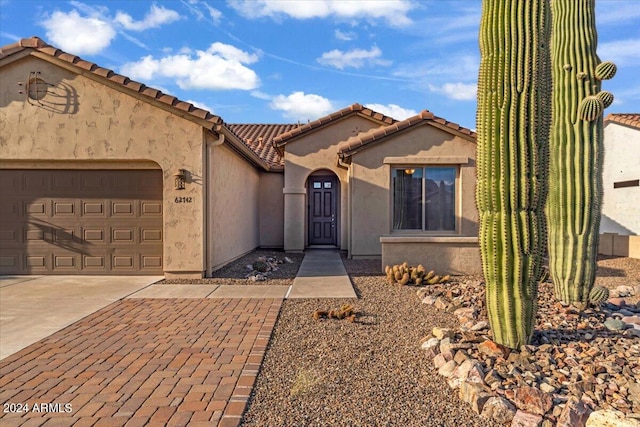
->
(392, 167, 456, 231)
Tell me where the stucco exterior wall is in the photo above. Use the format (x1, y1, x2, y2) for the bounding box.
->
(0, 55, 206, 276)
(208, 142, 260, 271)
(283, 115, 381, 251)
(349, 124, 478, 257)
(259, 172, 284, 247)
(600, 123, 640, 235)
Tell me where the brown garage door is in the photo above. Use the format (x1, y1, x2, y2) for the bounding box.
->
(0, 169, 163, 275)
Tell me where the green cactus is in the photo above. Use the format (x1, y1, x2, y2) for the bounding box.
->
(476, 0, 550, 348)
(546, 0, 614, 309)
(588, 285, 609, 306)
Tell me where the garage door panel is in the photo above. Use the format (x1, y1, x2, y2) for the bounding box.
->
(25, 201, 47, 215)
(83, 201, 106, 216)
(0, 169, 163, 275)
(112, 201, 135, 216)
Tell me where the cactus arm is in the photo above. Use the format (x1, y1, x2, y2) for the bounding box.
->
(547, 0, 612, 307)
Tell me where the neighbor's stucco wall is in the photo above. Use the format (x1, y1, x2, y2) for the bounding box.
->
(208, 142, 260, 270)
(349, 124, 478, 257)
(600, 123, 640, 235)
(259, 172, 284, 247)
(283, 115, 382, 251)
(0, 55, 206, 275)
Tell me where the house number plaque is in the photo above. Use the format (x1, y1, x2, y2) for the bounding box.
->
(174, 197, 193, 203)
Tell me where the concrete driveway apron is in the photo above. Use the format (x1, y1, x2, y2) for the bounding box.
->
(0, 275, 162, 360)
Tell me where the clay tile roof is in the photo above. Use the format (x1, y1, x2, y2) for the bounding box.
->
(0, 36, 222, 130)
(226, 123, 299, 167)
(605, 113, 640, 130)
(337, 110, 476, 157)
(272, 103, 397, 147)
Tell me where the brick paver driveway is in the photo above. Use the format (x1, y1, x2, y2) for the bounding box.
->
(0, 298, 281, 426)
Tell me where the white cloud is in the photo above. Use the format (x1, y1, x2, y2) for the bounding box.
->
(41, 10, 116, 55)
(317, 46, 390, 69)
(598, 39, 640, 66)
(270, 92, 335, 121)
(114, 4, 180, 31)
(250, 90, 272, 100)
(120, 43, 260, 91)
(429, 82, 477, 101)
(228, 0, 414, 27)
(364, 104, 417, 120)
(335, 29, 356, 41)
(186, 99, 214, 113)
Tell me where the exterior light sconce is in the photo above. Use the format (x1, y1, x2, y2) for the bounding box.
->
(173, 169, 187, 190)
(404, 168, 416, 175)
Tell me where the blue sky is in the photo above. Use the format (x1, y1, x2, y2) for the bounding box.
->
(1, 1, 639, 128)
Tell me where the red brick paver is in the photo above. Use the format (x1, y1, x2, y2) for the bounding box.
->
(0, 298, 282, 426)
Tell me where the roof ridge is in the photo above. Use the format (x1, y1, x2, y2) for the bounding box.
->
(1, 36, 223, 129)
(272, 102, 397, 147)
(337, 109, 476, 158)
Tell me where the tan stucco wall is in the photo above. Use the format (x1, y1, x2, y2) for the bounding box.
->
(349, 124, 478, 257)
(380, 237, 482, 275)
(601, 123, 640, 235)
(283, 115, 382, 251)
(259, 172, 284, 247)
(208, 142, 260, 271)
(0, 55, 206, 275)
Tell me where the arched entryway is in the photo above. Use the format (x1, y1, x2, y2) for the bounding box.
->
(307, 170, 339, 246)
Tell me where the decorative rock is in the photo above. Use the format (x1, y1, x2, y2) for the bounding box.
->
(459, 381, 491, 414)
(437, 360, 458, 378)
(615, 285, 635, 298)
(539, 382, 556, 394)
(513, 385, 553, 415)
(481, 396, 517, 425)
(609, 297, 626, 307)
(628, 382, 640, 405)
(470, 321, 489, 331)
(556, 398, 592, 427)
(454, 306, 476, 319)
(622, 316, 640, 326)
(433, 351, 453, 369)
(478, 340, 509, 359)
(447, 359, 483, 389)
(510, 410, 543, 427)
(604, 318, 626, 331)
(421, 296, 437, 305)
(421, 338, 440, 358)
(433, 327, 455, 340)
(586, 410, 640, 427)
(434, 297, 450, 310)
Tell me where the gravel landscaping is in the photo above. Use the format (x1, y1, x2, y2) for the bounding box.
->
(241, 255, 494, 427)
(239, 252, 640, 426)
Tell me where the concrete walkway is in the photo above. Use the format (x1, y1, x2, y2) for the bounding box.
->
(287, 250, 357, 298)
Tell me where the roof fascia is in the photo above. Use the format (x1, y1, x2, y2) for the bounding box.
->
(27, 50, 221, 131)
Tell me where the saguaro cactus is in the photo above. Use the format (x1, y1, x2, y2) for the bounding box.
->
(546, 0, 615, 308)
(476, 0, 550, 348)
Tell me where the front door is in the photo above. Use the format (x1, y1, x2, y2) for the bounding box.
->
(308, 176, 337, 245)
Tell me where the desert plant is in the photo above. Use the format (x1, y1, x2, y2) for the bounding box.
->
(546, 0, 615, 309)
(252, 260, 270, 273)
(384, 263, 449, 286)
(588, 285, 609, 307)
(476, 0, 550, 348)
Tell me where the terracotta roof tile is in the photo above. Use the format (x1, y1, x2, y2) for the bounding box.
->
(226, 123, 299, 167)
(337, 110, 476, 158)
(605, 113, 640, 130)
(272, 103, 397, 147)
(0, 37, 223, 131)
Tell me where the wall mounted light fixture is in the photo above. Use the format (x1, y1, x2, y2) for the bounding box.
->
(173, 169, 187, 190)
(404, 168, 416, 175)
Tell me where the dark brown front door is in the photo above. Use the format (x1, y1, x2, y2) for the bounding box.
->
(308, 176, 337, 245)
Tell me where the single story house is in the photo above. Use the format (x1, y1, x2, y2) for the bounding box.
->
(0, 37, 481, 278)
(599, 114, 640, 258)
